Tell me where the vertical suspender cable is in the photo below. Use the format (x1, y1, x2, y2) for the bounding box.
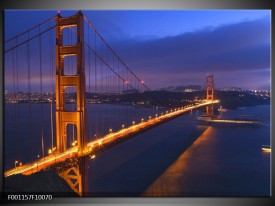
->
(49, 20, 54, 150)
(108, 51, 111, 129)
(88, 23, 91, 94)
(95, 28, 99, 140)
(113, 54, 115, 94)
(12, 46, 18, 162)
(69, 26, 73, 146)
(27, 31, 33, 161)
(88, 23, 91, 142)
(118, 59, 122, 128)
(100, 41, 104, 136)
(15, 37, 22, 162)
(39, 25, 45, 158)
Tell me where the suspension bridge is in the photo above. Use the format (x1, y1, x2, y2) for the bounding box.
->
(4, 11, 219, 195)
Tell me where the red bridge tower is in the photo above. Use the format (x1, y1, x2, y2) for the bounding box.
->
(206, 74, 214, 116)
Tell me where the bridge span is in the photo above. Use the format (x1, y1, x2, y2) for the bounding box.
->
(4, 11, 221, 195)
(5, 100, 219, 177)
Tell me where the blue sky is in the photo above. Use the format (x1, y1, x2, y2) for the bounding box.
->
(5, 10, 271, 90)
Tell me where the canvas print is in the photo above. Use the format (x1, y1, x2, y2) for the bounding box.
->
(4, 10, 271, 197)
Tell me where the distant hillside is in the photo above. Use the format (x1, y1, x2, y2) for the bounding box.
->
(215, 91, 270, 109)
(158, 85, 204, 92)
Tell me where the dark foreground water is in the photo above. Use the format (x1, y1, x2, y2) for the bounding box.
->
(87, 105, 270, 196)
(4, 104, 270, 196)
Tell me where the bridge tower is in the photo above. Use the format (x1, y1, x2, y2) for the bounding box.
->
(55, 10, 86, 155)
(206, 74, 214, 116)
(55, 11, 88, 196)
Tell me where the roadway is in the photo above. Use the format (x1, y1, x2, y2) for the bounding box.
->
(5, 100, 219, 177)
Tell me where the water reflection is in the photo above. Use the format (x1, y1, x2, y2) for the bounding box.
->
(143, 126, 217, 196)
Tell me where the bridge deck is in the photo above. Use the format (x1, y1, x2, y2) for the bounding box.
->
(5, 100, 219, 177)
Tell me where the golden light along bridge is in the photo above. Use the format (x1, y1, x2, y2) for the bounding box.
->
(4, 11, 219, 195)
(5, 99, 219, 177)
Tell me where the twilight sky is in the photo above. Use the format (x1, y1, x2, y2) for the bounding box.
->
(5, 10, 271, 90)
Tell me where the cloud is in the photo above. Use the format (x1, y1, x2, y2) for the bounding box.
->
(112, 16, 270, 83)
(5, 13, 270, 91)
